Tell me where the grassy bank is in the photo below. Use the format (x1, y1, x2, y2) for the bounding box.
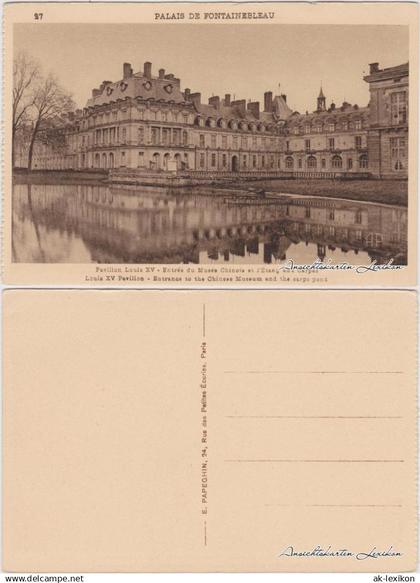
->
(242, 179, 408, 206)
(13, 169, 108, 185)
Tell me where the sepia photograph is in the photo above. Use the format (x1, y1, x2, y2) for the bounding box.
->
(10, 20, 410, 267)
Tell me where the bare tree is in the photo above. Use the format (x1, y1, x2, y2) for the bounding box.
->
(27, 74, 75, 170)
(12, 51, 40, 167)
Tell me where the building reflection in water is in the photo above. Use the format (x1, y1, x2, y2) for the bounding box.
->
(12, 183, 408, 265)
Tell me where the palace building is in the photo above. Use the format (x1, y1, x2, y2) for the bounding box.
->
(23, 60, 408, 179)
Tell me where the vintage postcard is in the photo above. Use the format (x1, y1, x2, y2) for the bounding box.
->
(2, 2, 418, 286)
(3, 290, 417, 572)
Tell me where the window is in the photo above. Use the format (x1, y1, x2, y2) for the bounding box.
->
(285, 156, 294, 169)
(252, 155, 257, 168)
(211, 153, 216, 167)
(298, 158, 302, 169)
(233, 137, 238, 149)
(342, 121, 348, 131)
(200, 134, 205, 148)
(270, 155, 274, 168)
(354, 120, 362, 130)
(307, 156, 317, 169)
(162, 128, 169, 145)
(328, 123, 335, 132)
(151, 128, 158, 145)
(293, 127, 299, 135)
(211, 134, 217, 148)
(332, 155, 342, 168)
(262, 155, 265, 168)
(199, 153, 205, 168)
(121, 128, 127, 143)
(355, 135, 362, 149)
(138, 151, 144, 167)
(243, 155, 247, 168)
(321, 158, 326, 169)
(241, 136, 248, 149)
(390, 137, 406, 159)
(222, 154, 227, 167)
(359, 154, 368, 169)
(305, 139, 311, 151)
(390, 137, 406, 171)
(286, 141, 290, 151)
(162, 112, 167, 122)
(347, 158, 353, 169)
(120, 151, 126, 167)
(252, 136, 257, 148)
(183, 114, 189, 124)
(329, 138, 335, 150)
(304, 125, 311, 134)
(172, 129, 180, 145)
(391, 92, 407, 125)
(182, 131, 188, 145)
(222, 135, 227, 149)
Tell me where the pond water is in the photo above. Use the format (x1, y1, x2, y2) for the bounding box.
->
(12, 183, 408, 265)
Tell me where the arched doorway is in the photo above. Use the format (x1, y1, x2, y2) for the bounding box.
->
(174, 153, 181, 170)
(102, 153, 107, 169)
(153, 153, 160, 170)
(232, 155, 239, 172)
(163, 153, 170, 171)
(307, 155, 317, 169)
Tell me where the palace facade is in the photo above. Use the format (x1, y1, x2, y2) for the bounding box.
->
(20, 60, 408, 179)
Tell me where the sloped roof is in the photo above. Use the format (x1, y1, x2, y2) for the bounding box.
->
(86, 71, 187, 108)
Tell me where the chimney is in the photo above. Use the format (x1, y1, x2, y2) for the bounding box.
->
(184, 88, 191, 100)
(99, 81, 112, 93)
(144, 61, 152, 78)
(264, 91, 273, 112)
(231, 99, 246, 114)
(159, 68, 165, 79)
(224, 93, 231, 106)
(247, 101, 260, 119)
(369, 62, 380, 74)
(190, 92, 201, 106)
(330, 102, 336, 111)
(281, 93, 287, 103)
(208, 96, 220, 109)
(164, 73, 175, 80)
(123, 63, 133, 78)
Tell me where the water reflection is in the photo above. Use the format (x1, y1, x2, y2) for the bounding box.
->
(12, 183, 408, 265)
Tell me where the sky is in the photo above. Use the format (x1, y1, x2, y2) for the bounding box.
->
(14, 23, 409, 113)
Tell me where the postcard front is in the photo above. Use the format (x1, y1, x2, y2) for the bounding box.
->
(2, 2, 418, 286)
